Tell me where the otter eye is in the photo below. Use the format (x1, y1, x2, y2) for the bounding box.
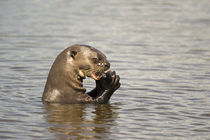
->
(98, 55, 103, 61)
(92, 58, 99, 64)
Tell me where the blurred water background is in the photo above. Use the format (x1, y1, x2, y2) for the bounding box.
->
(0, 0, 210, 139)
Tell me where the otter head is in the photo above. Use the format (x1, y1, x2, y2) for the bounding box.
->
(66, 45, 110, 81)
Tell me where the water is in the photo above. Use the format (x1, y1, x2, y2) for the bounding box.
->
(1, 0, 210, 139)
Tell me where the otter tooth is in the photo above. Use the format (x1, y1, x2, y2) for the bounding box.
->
(78, 70, 85, 78)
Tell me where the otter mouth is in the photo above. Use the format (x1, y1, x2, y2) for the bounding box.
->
(91, 71, 106, 81)
(79, 70, 106, 81)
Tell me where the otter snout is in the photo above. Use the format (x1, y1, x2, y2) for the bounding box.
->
(104, 61, 110, 71)
(98, 61, 110, 71)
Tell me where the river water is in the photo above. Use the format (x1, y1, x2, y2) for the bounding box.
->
(1, 0, 210, 139)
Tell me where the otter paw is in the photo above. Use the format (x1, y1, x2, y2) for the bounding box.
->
(109, 70, 121, 92)
(97, 70, 120, 92)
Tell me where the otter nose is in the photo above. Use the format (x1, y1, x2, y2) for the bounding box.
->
(104, 61, 110, 70)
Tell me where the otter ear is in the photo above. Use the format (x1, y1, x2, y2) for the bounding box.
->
(70, 50, 77, 59)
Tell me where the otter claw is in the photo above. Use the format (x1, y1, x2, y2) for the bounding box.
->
(101, 73, 107, 79)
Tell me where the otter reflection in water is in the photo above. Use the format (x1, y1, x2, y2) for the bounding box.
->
(44, 104, 119, 139)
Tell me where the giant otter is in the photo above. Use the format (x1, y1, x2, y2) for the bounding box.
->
(42, 44, 120, 104)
